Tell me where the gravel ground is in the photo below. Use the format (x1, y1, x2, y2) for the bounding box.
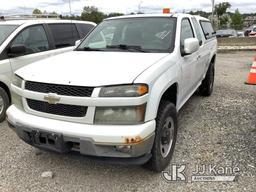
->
(0, 52, 255, 192)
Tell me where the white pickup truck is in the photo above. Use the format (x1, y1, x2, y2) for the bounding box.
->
(7, 14, 217, 172)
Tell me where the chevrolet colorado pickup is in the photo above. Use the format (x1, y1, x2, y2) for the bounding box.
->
(7, 14, 217, 172)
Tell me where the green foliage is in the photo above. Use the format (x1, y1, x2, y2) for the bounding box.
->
(188, 10, 211, 18)
(106, 12, 124, 18)
(32, 9, 42, 15)
(219, 15, 229, 27)
(214, 2, 231, 18)
(80, 6, 124, 23)
(231, 9, 244, 30)
(81, 6, 105, 24)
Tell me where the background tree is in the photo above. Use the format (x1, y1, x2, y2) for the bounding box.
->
(231, 9, 244, 30)
(81, 6, 105, 23)
(106, 13, 124, 18)
(50, 11, 58, 15)
(188, 10, 211, 18)
(214, 2, 231, 18)
(219, 15, 230, 27)
(214, 2, 231, 28)
(32, 9, 42, 15)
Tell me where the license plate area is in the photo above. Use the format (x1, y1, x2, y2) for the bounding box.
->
(30, 130, 71, 153)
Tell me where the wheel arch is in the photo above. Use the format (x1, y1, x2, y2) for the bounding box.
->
(0, 81, 11, 103)
(160, 83, 178, 106)
(145, 81, 179, 122)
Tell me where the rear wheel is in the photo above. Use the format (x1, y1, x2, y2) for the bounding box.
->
(0, 88, 10, 123)
(199, 63, 215, 96)
(144, 100, 177, 172)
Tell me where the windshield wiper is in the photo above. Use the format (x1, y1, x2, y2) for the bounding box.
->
(106, 44, 147, 52)
(76, 47, 103, 51)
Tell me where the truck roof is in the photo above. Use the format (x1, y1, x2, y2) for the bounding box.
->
(105, 13, 210, 22)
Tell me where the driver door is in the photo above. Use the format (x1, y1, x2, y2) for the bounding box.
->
(178, 18, 199, 105)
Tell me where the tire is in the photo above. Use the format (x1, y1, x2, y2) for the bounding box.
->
(144, 100, 178, 172)
(199, 63, 215, 96)
(0, 87, 10, 123)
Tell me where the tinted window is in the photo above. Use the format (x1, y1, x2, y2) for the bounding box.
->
(0, 25, 18, 45)
(200, 21, 215, 39)
(77, 24, 94, 38)
(180, 18, 194, 48)
(191, 18, 203, 45)
(48, 24, 79, 48)
(12, 25, 49, 55)
(78, 18, 177, 53)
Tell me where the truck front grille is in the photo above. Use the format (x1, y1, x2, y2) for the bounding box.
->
(25, 81, 94, 97)
(27, 99, 87, 117)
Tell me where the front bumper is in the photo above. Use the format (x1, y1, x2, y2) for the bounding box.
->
(7, 105, 155, 162)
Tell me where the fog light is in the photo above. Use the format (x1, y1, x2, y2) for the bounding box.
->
(114, 145, 132, 153)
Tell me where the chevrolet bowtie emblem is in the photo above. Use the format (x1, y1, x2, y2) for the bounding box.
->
(43, 93, 61, 104)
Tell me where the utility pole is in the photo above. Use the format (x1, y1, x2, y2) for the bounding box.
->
(138, 1, 143, 13)
(211, 0, 215, 23)
(69, 0, 72, 16)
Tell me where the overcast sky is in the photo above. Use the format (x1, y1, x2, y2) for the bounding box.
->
(0, 0, 255, 15)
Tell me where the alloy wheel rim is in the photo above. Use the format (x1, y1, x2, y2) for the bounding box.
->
(160, 117, 174, 158)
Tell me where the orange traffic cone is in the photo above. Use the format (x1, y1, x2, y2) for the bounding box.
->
(245, 57, 256, 85)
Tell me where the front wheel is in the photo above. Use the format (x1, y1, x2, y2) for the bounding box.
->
(0, 88, 10, 123)
(145, 100, 178, 172)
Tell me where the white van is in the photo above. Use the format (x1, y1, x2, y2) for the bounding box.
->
(0, 16, 96, 121)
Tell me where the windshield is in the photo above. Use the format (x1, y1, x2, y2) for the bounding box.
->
(77, 17, 176, 53)
(0, 25, 18, 45)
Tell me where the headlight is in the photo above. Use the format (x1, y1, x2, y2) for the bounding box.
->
(12, 74, 23, 88)
(99, 84, 148, 97)
(94, 104, 146, 125)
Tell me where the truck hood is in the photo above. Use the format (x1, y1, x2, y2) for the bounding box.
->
(16, 51, 169, 87)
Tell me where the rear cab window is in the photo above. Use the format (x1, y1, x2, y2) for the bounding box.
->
(200, 21, 215, 40)
(48, 23, 80, 48)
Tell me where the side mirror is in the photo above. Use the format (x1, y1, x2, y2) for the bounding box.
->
(183, 38, 199, 55)
(8, 44, 26, 57)
(75, 39, 82, 47)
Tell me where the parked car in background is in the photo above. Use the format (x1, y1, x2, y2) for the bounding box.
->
(249, 26, 256, 37)
(0, 16, 96, 122)
(216, 29, 237, 38)
(244, 25, 256, 36)
(237, 31, 245, 37)
(7, 13, 217, 172)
